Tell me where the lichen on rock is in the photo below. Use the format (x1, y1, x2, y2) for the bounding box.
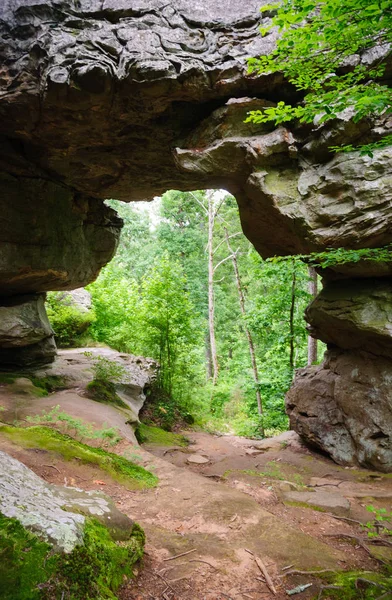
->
(0, 450, 145, 598)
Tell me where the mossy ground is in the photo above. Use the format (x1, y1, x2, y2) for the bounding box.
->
(0, 425, 158, 489)
(86, 379, 129, 409)
(136, 423, 188, 447)
(0, 512, 144, 600)
(317, 568, 392, 599)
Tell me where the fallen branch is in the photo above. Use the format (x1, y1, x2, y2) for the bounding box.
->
(244, 549, 276, 595)
(153, 571, 177, 595)
(255, 556, 277, 595)
(163, 548, 197, 562)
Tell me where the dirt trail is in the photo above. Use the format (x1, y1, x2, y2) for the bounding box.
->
(1, 360, 392, 600)
(3, 424, 392, 599)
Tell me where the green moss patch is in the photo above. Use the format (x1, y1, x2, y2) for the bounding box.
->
(0, 425, 158, 490)
(86, 380, 128, 409)
(0, 373, 67, 396)
(30, 375, 68, 394)
(136, 423, 188, 447)
(321, 569, 392, 599)
(0, 512, 144, 599)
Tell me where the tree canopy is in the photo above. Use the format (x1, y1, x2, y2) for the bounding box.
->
(247, 0, 392, 155)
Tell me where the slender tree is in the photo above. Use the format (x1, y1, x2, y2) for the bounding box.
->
(307, 266, 318, 366)
(225, 229, 264, 431)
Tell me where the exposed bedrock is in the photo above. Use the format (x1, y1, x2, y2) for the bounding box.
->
(286, 349, 392, 472)
(287, 279, 392, 470)
(1, 1, 392, 469)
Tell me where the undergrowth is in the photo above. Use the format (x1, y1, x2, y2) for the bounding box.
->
(135, 423, 188, 447)
(0, 425, 158, 490)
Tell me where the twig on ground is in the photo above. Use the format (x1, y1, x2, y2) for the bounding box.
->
(322, 533, 370, 553)
(324, 513, 362, 525)
(281, 564, 295, 571)
(163, 548, 196, 561)
(154, 571, 177, 594)
(280, 569, 336, 578)
(189, 559, 217, 570)
(43, 464, 61, 473)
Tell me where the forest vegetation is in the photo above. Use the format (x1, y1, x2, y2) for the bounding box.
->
(47, 191, 322, 437)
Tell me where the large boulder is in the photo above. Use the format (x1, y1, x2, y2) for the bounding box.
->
(0, 294, 56, 367)
(0, 450, 144, 598)
(286, 349, 392, 472)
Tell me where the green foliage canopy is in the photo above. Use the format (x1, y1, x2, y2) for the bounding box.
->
(247, 0, 392, 154)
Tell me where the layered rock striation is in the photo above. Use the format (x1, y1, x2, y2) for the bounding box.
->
(0, 1, 392, 468)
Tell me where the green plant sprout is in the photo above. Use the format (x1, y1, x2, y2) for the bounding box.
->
(83, 352, 128, 383)
(363, 505, 392, 539)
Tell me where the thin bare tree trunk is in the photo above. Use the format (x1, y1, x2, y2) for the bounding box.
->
(307, 266, 318, 366)
(225, 230, 264, 434)
(289, 265, 296, 370)
(208, 194, 219, 385)
(205, 332, 213, 381)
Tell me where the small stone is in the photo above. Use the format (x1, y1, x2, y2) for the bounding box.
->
(186, 454, 210, 464)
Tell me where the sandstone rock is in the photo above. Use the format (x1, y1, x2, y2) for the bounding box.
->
(57, 288, 93, 313)
(283, 490, 350, 516)
(286, 349, 392, 472)
(0, 0, 392, 470)
(0, 295, 53, 348)
(0, 294, 56, 367)
(0, 179, 122, 295)
(306, 279, 392, 358)
(0, 449, 136, 552)
(187, 454, 210, 464)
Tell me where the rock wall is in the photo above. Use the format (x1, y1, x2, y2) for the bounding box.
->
(0, 1, 392, 468)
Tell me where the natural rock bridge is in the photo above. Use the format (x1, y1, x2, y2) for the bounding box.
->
(1, 0, 392, 471)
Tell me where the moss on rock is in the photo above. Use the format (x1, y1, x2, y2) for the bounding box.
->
(0, 425, 158, 489)
(135, 423, 188, 447)
(86, 379, 128, 409)
(0, 512, 144, 599)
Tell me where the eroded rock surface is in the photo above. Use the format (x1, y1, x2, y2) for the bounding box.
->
(0, 294, 56, 367)
(0, 1, 392, 469)
(286, 349, 392, 472)
(0, 449, 135, 552)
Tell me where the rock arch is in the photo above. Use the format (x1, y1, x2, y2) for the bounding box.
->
(1, 0, 392, 470)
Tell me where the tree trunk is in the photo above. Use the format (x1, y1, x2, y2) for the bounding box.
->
(307, 266, 318, 366)
(208, 193, 219, 385)
(225, 229, 264, 435)
(205, 332, 213, 381)
(289, 264, 296, 370)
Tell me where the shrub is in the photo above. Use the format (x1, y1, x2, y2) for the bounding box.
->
(46, 292, 95, 347)
(83, 353, 127, 383)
